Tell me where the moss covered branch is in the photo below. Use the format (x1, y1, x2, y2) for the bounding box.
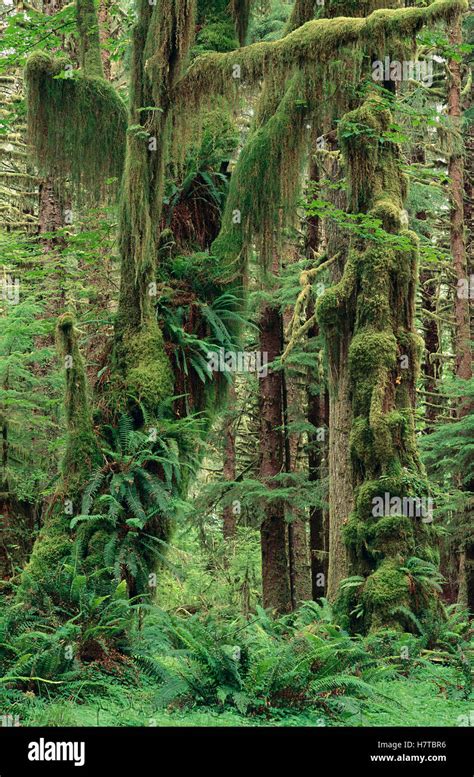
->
(176, 0, 467, 106)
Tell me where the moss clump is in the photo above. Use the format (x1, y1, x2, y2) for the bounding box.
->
(25, 52, 126, 201)
(369, 515, 415, 553)
(18, 532, 73, 609)
(362, 560, 410, 624)
(343, 513, 369, 549)
(349, 330, 397, 413)
(316, 255, 357, 329)
(121, 321, 174, 412)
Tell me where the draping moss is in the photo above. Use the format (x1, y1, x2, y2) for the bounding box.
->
(175, 1, 467, 108)
(25, 52, 126, 200)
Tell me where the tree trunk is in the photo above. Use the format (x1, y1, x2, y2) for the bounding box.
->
(259, 295, 291, 614)
(448, 12, 474, 611)
(283, 353, 312, 606)
(324, 140, 352, 601)
(449, 14, 471, 388)
(223, 384, 237, 542)
(318, 94, 439, 631)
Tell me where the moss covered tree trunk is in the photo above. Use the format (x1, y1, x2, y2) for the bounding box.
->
(317, 94, 438, 630)
(283, 344, 312, 606)
(20, 314, 101, 605)
(112, 0, 197, 417)
(447, 11, 473, 611)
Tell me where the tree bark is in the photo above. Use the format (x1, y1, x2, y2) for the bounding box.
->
(324, 139, 352, 601)
(283, 350, 312, 606)
(259, 292, 291, 614)
(448, 12, 474, 611)
(223, 384, 237, 541)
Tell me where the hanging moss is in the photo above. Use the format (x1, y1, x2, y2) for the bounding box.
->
(25, 52, 126, 200)
(176, 0, 467, 109)
(211, 69, 314, 280)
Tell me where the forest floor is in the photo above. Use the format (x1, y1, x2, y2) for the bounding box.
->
(10, 666, 472, 728)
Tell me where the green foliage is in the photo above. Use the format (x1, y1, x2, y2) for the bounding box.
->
(133, 603, 386, 716)
(0, 573, 135, 684)
(73, 413, 198, 594)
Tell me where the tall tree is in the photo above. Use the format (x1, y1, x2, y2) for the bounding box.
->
(448, 10, 473, 609)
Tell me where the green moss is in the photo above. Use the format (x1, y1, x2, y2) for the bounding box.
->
(212, 71, 308, 274)
(76, 0, 104, 78)
(122, 321, 174, 411)
(25, 52, 126, 201)
(368, 515, 415, 555)
(363, 560, 410, 610)
(343, 513, 369, 549)
(316, 257, 357, 329)
(349, 331, 397, 415)
(56, 313, 101, 497)
(177, 1, 468, 109)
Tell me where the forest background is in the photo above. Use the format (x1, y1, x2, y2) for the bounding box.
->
(0, 0, 473, 728)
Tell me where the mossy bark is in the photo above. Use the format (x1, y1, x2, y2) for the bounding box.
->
(19, 315, 101, 608)
(317, 96, 438, 631)
(447, 11, 473, 612)
(112, 0, 196, 419)
(76, 0, 105, 78)
(259, 298, 291, 615)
